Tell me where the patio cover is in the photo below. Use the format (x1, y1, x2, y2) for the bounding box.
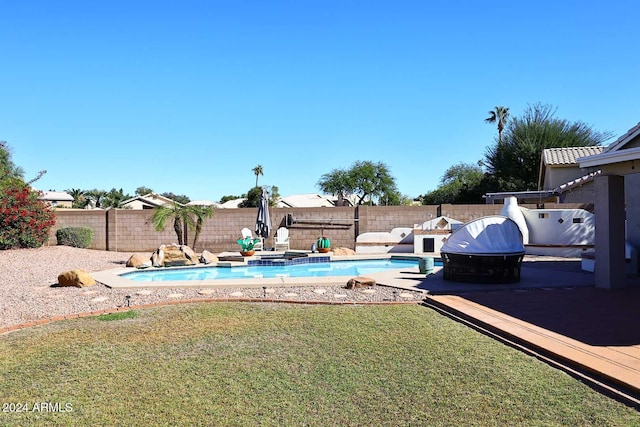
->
(441, 216, 525, 256)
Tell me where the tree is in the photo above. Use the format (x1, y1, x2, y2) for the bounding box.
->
(420, 163, 485, 204)
(317, 161, 399, 205)
(252, 165, 264, 187)
(219, 195, 241, 204)
(103, 188, 132, 208)
(484, 103, 613, 191)
(84, 189, 107, 208)
(66, 188, 87, 208)
(485, 106, 510, 144)
(0, 143, 55, 249)
(151, 202, 195, 246)
(239, 185, 279, 208)
(135, 186, 154, 196)
(151, 202, 214, 249)
(190, 205, 215, 251)
(160, 192, 190, 205)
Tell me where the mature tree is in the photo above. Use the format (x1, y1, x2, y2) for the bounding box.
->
(103, 188, 132, 208)
(252, 165, 264, 188)
(420, 163, 485, 204)
(484, 103, 613, 191)
(485, 106, 510, 144)
(160, 192, 190, 205)
(135, 186, 154, 196)
(317, 161, 399, 205)
(239, 185, 279, 208)
(66, 188, 87, 208)
(0, 141, 25, 181)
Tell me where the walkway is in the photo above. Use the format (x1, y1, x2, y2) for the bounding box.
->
(371, 256, 640, 405)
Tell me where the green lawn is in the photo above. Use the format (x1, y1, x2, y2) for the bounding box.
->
(1, 303, 638, 426)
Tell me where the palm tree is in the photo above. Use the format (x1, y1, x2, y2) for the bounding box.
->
(190, 205, 215, 251)
(66, 188, 86, 208)
(252, 165, 264, 187)
(485, 106, 510, 144)
(152, 202, 215, 249)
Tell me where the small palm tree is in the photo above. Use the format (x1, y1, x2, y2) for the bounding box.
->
(152, 202, 214, 250)
(485, 106, 510, 143)
(190, 205, 215, 251)
(151, 202, 195, 246)
(252, 164, 264, 187)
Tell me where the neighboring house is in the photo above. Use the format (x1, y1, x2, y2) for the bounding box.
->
(120, 193, 180, 210)
(578, 121, 640, 289)
(187, 200, 220, 208)
(40, 191, 74, 208)
(217, 198, 246, 209)
(485, 146, 604, 204)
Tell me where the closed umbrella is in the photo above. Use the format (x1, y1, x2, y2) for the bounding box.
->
(255, 188, 272, 242)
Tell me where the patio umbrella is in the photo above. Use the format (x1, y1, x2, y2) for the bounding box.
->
(255, 188, 272, 241)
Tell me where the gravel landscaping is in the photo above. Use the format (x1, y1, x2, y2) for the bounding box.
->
(0, 246, 425, 329)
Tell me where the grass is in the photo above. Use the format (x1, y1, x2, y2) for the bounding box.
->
(96, 310, 139, 321)
(1, 303, 639, 426)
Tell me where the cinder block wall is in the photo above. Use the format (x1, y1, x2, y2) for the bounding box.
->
(49, 202, 588, 253)
(47, 209, 108, 250)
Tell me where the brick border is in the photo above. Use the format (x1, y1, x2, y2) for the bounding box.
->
(0, 298, 422, 336)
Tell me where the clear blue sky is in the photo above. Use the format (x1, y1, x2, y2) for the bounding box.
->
(2, 1, 639, 202)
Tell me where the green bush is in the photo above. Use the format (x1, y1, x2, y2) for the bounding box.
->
(56, 227, 94, 248)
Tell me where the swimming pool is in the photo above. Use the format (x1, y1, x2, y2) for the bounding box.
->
(122, 259, 421, 282)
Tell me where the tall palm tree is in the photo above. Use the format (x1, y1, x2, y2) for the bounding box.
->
(252, 164, 264, 187)
(485, 106, 510, 144)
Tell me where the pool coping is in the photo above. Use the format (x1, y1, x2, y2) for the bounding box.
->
(92, 253, 435, 289)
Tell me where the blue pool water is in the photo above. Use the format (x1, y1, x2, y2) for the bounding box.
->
(122, 259, 422, 282)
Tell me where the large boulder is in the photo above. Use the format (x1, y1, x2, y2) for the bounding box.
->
(345, 276, 376, 289)
(126, 253, 150, 268)
(58, 269, 96, 288)
(151, 244, 199, 267)
(200, 250, 218, 264)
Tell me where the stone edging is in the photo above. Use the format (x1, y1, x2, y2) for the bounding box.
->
(0, 297, 423, 336)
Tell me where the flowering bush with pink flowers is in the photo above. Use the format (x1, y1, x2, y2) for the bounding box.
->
(0, 184, 56, 249)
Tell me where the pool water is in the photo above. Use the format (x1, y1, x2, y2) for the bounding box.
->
(122, 259, 422, 282)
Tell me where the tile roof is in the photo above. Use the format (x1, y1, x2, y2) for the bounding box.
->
(542, 146, 604, 166)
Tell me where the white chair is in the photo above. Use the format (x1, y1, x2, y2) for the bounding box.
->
(274, 227, 290, 251)
(241, 227, 264, 251)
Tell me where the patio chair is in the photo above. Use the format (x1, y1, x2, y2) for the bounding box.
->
(241, 227, 264, 251)
(274, 227, 290, 251)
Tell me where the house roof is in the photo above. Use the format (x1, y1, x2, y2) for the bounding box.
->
(40, 191, 74, 201)
(578, 121, 640, 168)
(121, 193, 181, 208)
(603, 121, 640, 153)
(277, 193, 336, 208)
(542, 146, 604, 166)
(217, 198, 246, 209)
(187, 200, 219, 207)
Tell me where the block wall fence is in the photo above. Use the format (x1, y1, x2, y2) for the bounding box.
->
(46, 203, 593, 253)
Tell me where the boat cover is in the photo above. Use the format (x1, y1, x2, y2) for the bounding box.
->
(441, 216, 525, 256)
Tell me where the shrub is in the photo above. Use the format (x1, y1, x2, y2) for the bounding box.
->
(0, 185, 56, 249)
(56, 227, 94, 248)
